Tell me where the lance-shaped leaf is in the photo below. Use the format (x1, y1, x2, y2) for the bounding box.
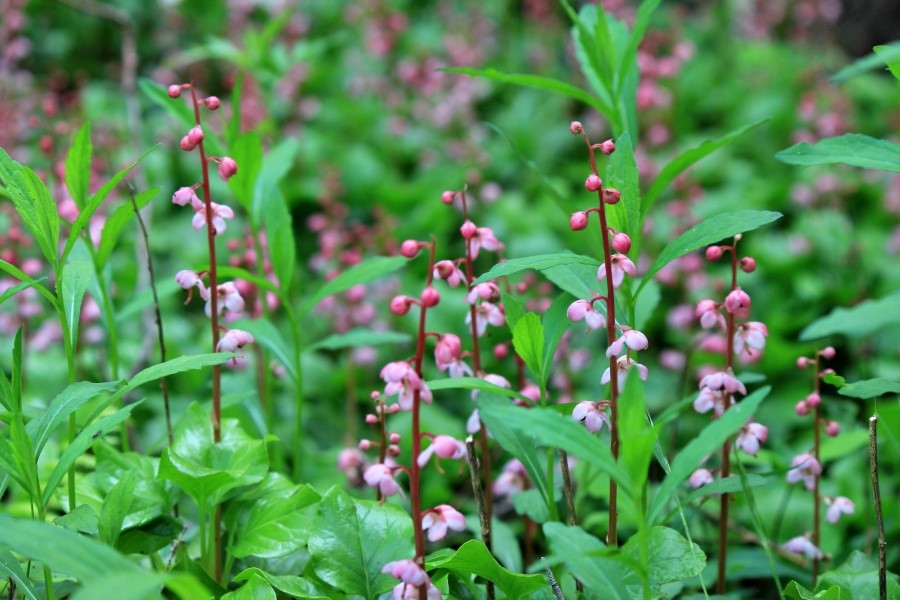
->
(776, 134, 900, 173)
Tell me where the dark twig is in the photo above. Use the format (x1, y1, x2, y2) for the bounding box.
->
(543, 559, 565, 600)
(558, 449, 583, 593)
(466, 435, 495, 600)
(869, 415, 886, 600)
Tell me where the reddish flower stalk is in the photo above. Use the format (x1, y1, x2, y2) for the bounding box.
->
(811, 354, 822, 585)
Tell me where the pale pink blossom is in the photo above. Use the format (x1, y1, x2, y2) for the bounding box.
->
(782, 535, 823, 560)
(204, 282, 245, 318)
(734, 322, 768, 355)
(381, 560, 427, 587)
(337, 448, 365, 471)
(572, 401, 609, 433)
(567, 299, 605, 330)
(787, 453, 821, 491)
(695, 299, 725, 330)
(175, 269, 202, 290)
(392, 582, 442, 600)
(464, 224, 502, 259)
(724, 288, 751, 318)
(699, 370, 746, 396)
(466, 301, 505, 336)
(422, 504, 466, 542)
(466, 281, 500, 304)
(735, 422, 768, 456)
(825, 496, 855, 523)
(417, 435, 467, 467)
(694, 387, 720, 414)
(216, 328, 254, 353)
(493, 459, 529, 496)
(466, 409, 481, 434)
(434, 334, 471, 378)
(597, 254, 637, 288)
(380, 361, 432, 410)
(601, 356, 649, 390)
(172, 186, 199, 206)
(433, 260, 465, 287)
(363, 463, 401, 497)
(606, 329, 649, 357)
(689, 468, 714, 489)
(192, 201, 235, 235)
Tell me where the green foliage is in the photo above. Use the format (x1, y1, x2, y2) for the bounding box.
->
(777, 134, 900, 172)
(801, 290, 900, 340)
(428, 539, 546, 598)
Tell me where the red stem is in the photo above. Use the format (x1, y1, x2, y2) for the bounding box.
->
(812, 355, 822, 586)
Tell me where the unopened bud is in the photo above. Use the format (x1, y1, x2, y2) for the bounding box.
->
(569, 121, 583, 135)
(440, 190, 456, 205)
(795, 401, 810, 416)
(365, 414, 378, 424)
(585, 174, 602, 192)
(569, 211, 588, 231)
(180, 135, 196, 152)
(389, 295, 412, 316)
(797, 357, 810, 369)
(740, 257, 757, 273)
(460, 220, 477, 239)
(387, 444, 401, 456)
(603, 188, 620, 204)
(612, 232, 631, 254)
(821, 346, 836, 360)
(389, 433, 401, 444)
(358, 439, 372, 451)
(187, 126, 204, 146)
(599, 139, 616, 154)
(420, 287, 440, 307)
(167, 84, 183, 98)
(706, 246, 724, 261)
(494, 343, 508, 359)
(805, 392, 821, 407)
(218, 157, 238, 181)
(825, 421, 840, 436)
(400, 239, 420, 258)
(204, 96, 220, 110)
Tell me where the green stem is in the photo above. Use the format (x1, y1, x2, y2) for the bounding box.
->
(198, 504, 208, 569)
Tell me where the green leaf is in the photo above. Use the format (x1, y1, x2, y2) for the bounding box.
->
(646, 386, 770, 525)
(444, 67, 613, 117)
(636, 210, 782, 298)
(300, 256, 408, 315)
(0, 259, 60, 311)
(308, 487, 415, 599)
(874, 44, 900, 80)
(838, 378, 900, 399)
(70, 571, 168, 600)
(221, 573, 276, 600)
(511, 489, 550, 523)
(99, 472, 135, 547)
(511, 313, 544, 382)
(230, 485, 321, 558)
(23, 168, 61, 267)
(541, 293, 574, 383)
(543, 522, 636, 599)
(831, 41, 900, 83)
(621, 526, 705, 589)
(644, 120, 767, 212)
(428, 539, 546, 598)
(60, 240, 95, 352)
(230, 318, 296, 381)
(425, 377, 533, 405)
(501, 291, 526, 330)
(158, 403, 269, 508)
(0, 277, 48, 308)
(785, 580, 846, 599)
(263, 190, 295, 291)
(478, 397, 630, 494)
(308, 329, 411, 352)
(618, 373, 654, 498)
(605, 133, 640, 243)
(0, 513, 139, 582)
(125, 353, 237, 392)
(0, 548, 39, 600)
(42, 401, 143, 507)
(116, 515, 183, 555)
(776, 134, 900, 173)
(31, 381, 119, 456)
(53, 504, 100, 536)
(474, 253, 599, 286)
(0, 149, 57, 266)
(65, 122, 93, 209)
(232, 568, 331, 599)
(800, 290, 900, 340)
(817, 550, 900, 600)
(229, 132, 263, 212)
(96, 187, 157, 268)
(8, 414, 40, 498)
(618, 0, 663, 89)
(634, 278, 660, 330)
(679, 473, 773, 507)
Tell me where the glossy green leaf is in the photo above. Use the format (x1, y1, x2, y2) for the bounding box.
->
(831, 41, 900, 83)
(301, 256, 407, 315)
(117, 515, 183, 555)
(221, 573, 276, 600)
(784, 581, 846, 599)
(65, 122, 92, 209)
(512, 312, 544, 381)
(776, 134, 900, 173)
(0, 276, 47, 308)
(308, 328, 411, 352)
(96, 187, 156, 268)
(53, 504, 100, 536)
(60, 241, 94, 352)
(817, 550, 900, 600)
(99, 471, 135, 547)
(230, 484, 321, 558)
(230, 318, 296, 381)
(541, 293, 573, 384)
(125, 353, 237, 392)
(605, 133, 640, 242)
(70, 571, 167, 600)
(634, 278, 660, 330)
(501, 291, 526, 330)
(308, 487, 415, 599)
(644, 120, 767, 212)
(426, 377, 533, 404)
(31, 381, 119, 456)
(543, 522, 636, 599)
(511, 489, 550, 523)
(0, 548, 39, 600)
(0, 149, 57, 266)
(621, 526, 705, 589)
(646, 386, 769, 525)
(636, 210, 782, 298)
(24, 168, 61, 266)
(474, 253, 599, 286)
(428, 539, 546, 598)
(232, 568, 331, 599)
(800, 290, 900, 340)
(838, 378, 900, 399)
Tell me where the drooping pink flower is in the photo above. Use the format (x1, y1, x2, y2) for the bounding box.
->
(466, 281, 500, 304)
(567, 299, 605, 330)
(217, 157, 238, 182)
(597, 254, 636, 288)
(601, 356, 649, 390)
(493, 459, 529, 497)
(734, 321, 768, 355)
(172, 186, 199, 206)
(606, 329, 649, 357)
(433, 260, 465, 287)
(380, 361, 431, 410)
(466, 301, 505, 336)
(724, 288, 751, 318)
(695, 299, 725, 330)
(694, 387, 720, 414)
(204, 282, 245, 318)
(216, 328, 254, 353)
(192, 201, 235, 235)
(699, 370, 746, 396)
(337, 448, 365, 471)
(381, 560, 428, 587)
(735, 422, 768, 456)
(689, 468, 714, 489)
(417, 435, 467, 467)
(786, 453, 821, 491)
(175, 269, 202, 290)
(364, 463, 401, 497)
(781, 535, 823, 560)
(434, 334, 471, 378)
(572, 401, 609, 432)
(421, 504, 466, 542)
(391, 582, 442, 600)
(825, 496, 855, 524)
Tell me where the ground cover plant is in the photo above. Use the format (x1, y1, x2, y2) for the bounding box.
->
(1, 0, 899, 598)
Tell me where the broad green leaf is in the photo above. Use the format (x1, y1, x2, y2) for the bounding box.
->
(478, 397, 630, 494)
(831, 41, 900, 83)
(0, 149, 56, 265)
(643, 120, 767, 212)
(474, 253, 599, 286)
(634, 278, 660, 330)
(60, 240, 94, 351)
(232, 568, 331, 599)
(800, 290, 900, 340)
(230, 485, 321, 558)
(874, 44, 900, 80)
(0, 276, 47, 307)
(65, 122, 92, 209)
(308, 329, 411, 352)
(300, 256, 407, 315)
(463, 516, 523, 574)
(427, 539, 546, 598)
(23, 168, 60, 266)
(70, 571, 168, 600)
(0, 548, 39, 600)
(31, 381, 119, 456)
(511, 313, 544, 382)
(541, 293, 573, 383)
(125, 353, 236, 392)
(784, 581, 846, 599)
(229, 132, 263, 211)
(444, 67, 614, 117)
(42, 401, 143, 507)
(308, 487, 415, 599)
(646, 386, 769, 525)
(618, 374, 654, 498)
(96, 187, 157, 268)
(838, 378, 900, 399)
(543, 261, 601, 303)
(501, 291, 526, 330)
(263, 189, 295, 291)
(0, 513, 139, 582)
(116, 515, 183, 555)
(53, 504, 100, 536)
(543, 522, 636, 600)
(0, 259, 60, 310)
(221, 573, 276, 600)
(158, 403, 269, 508)
(636, 210, 782, 298)
(511, 489, 550, 523)
(426, 377, 533, 405)
(776, 134, 900, 173)
(230, 318, 296, 381)
(621, 526, 705, 589)
(817, 550, 900, 600)
(99, 472, 135, 547)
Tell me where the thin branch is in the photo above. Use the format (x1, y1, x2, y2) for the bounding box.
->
(869, 415, 886, 600)
(466, 435, 495, 600)
(543, 559, 565, 600)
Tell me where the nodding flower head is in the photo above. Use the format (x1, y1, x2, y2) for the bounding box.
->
(735, 422, 768, 456)
(382, 559, 428, 587)
(434, 334, 471, 378)
(422, 504, 466, 542)
(567, 299, 605, 330)
(205, 282, 245, 318)
(175, 269, 202, 290)
(599, 139, 616, 154)
(390, 295, 413, 316)
(420, 287, 440, 307)
(217, 157, 238, 182)
(433, 260, 464, 287)
(217, 329, 254, 365)
(493, 459, 529, 497)
(569, 121, 583, 135)
(601, 355, 649, 390)
(380, 361, 431, 410)
(734, 321, 768, 355)
(167, 84, 183, 98)
(724, 288, 751, 318)
(606, 329, 649, 358)
(603, 188, 621, 205)
(364, 463, 401, 497)
(465, 301, 505, 337)
(699, 369, 746, 396)
(597, 254, 636, 289)
(192, 201, 235, 235)
(781, 535, 823, 560)
(689, 468, 714, 489)
(172, 186, 199, 206)
(466, 281, 500, 304)
(400, 239, 420, 258)
(440, 190, 456, 205)
(611, 232, 631, 254)
(786, 452, 821, 491)
(572, 401, 609, 433)
(417, 435, 467, 467)
(825, 496, 855, 524)
(187, 126, 204, 146)
(696, 299, 725, 330)
(203, 96, 220, 110)
(706, 246, 724, 261)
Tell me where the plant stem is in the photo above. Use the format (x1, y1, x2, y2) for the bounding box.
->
(812, 353, 822, 586)
(869, 415, 886, 600)
(466, 436, 495, 600)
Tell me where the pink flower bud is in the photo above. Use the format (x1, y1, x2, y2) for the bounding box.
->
(387, 444, 401, 456)
(389, 433, 401, 443)
(494, 343, 508, 359)
(569, 121, 583, 135)
(825, 421, 840, 436)
(358, 439, 372, 450)
(599, 139, 616, 154)
(400, 239, 420, 258)
(795, 400, 810, 416)
(706, 246, 723, 261)
(441, 190, 455, 205)
(187, 126, 204, 146)
(218, 157, 238, 181)
(570, 211, 588, 231)
(460, 220, 477, 239)
(365, 414, 378, 424)
(180, 135, 196, 151)
(168, 84, 183, 98)
(797, 357, 810, 369)
(172, 186, 197, 206)
(603, 188, 621, 204)
(805, 392, 821, 407)
(612, 232, 631, 254)
(370, 391, 380, 400)
(821, 346, 836, 360)
(204, 96, 220, 110)
(585, 174, 602, 192)
(740, 257, 757, 273)
(420, 287, 440, 307)
(724, 288, 751, 318)
(390, 295, 412, 316)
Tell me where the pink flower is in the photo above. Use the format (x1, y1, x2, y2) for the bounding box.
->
(735, 422, 768, 456)
(570, 211, 588, 230)
(825, 496, 855, 524)
(695, 299, 725, 330)
(216, 328, 254, 353)
(175, 269, 202, 290)
(217, 156, 238, 182)
(433, 260, 465, 287)
(204, 282, 245, 318)
(364, 463, 401, 497)
(172, 186, 199, 206)
(734, 322, 768, 355)
(572, 401, 609, 432)
(782, 535, 823, 560)
(689, 468, 714, 489)
(694, 387, 720, 414)
(381, 560, 428, 587)
(466, 301, 505, 336)
(787, 453, 821, 491)
(606, 329, 649, 357)
(699, 370, 746, 396)
(724, 288, 751, 318)
(601, 356, 649, 390)
(192, 201, 235, 235)
(392, 582, 442, 600)
(567, 299, 605, 330)
(380, 361, 431, 410)
(417, 435, 467, 467)
(434, 334, 471, 378)
(466, 281, 500, 304)
(597, 254, 636, 288)
(337, 448, 365, 471)
(469, 225, 502, 259)
(422, 504, 466, 542)
(493, 459, 529, 497)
